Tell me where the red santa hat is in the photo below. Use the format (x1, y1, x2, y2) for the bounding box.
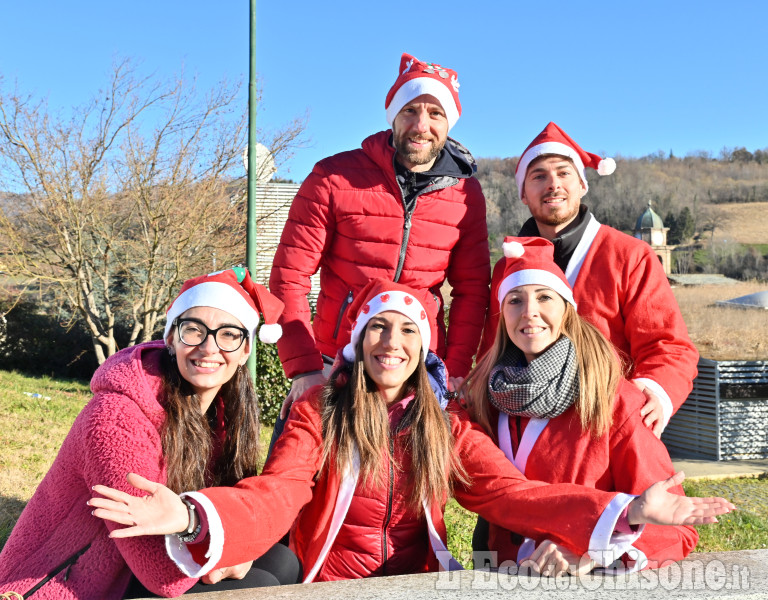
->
(515, 122, 616, 199)
(164, 267, 284, 344)
(342, 278, 436, 363)
(496, 237, 576, 308)
(385, 53, 461, 130)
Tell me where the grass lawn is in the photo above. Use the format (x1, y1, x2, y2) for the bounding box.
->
(2, 368, 768, 563)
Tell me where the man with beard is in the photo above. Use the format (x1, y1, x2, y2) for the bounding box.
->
(269, 53, 490, 433)
(480, 122, 698, 436)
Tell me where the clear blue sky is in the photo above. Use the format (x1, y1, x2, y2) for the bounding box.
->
(1, 1, 766, 181)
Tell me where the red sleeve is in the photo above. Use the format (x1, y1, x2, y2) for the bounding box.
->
(443, 180, 491, 377)
(477, 257, 506, 359)
(617, 245, 699, 413)
(199, 395, 323, 569)
(448, 402, 618, 556)
(269, 163, 335, 378)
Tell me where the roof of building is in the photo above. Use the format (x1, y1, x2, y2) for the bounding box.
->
(635, 201, 665, 230)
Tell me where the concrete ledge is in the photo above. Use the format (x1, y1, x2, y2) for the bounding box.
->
(172, 550, 768, 599)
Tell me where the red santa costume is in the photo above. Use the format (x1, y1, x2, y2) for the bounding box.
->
(481, 122, 698, 426)
(478, 238, 697, 573)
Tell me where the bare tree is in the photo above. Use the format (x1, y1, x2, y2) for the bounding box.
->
(0, 60, 307, 363)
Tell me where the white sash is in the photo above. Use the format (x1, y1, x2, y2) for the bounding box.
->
(565, 214, 601, 286)
(497, 413, 549, 561)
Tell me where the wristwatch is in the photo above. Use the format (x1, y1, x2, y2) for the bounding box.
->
(176, 497, 202, 543)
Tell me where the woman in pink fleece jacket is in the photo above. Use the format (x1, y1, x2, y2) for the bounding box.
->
(0, 268, 299, 599)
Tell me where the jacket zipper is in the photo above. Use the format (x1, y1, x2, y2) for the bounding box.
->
(22, 542, 92, 598)
(381, 435, 395, 575)
(333, 291, 353, 339)
(393, 213, 412, 283)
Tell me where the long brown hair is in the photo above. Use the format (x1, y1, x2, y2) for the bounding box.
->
(465, 301, 621, 439)
(320, 334, 467, 511)
(159, 346, 262, 494)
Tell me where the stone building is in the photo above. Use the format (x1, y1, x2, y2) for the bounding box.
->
(633, 201, 672, 275)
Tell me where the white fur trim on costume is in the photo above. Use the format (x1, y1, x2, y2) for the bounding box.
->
(303, 451, 360, 583)
(258, 322, 283, 344)
(633, 377, 673, 428)
(346, 290, 430, 362)
(163, 281, 260, 340)
(502, 240, 525, 259)
(588, 493, 644, 567)
(497, 413, 549, 474)
(516, 141, 588, 199)
(423, 499, 464, 571)
(166, 491, 225, 577)
(497, 269, 576, 308)
(497, 413, 550, 564)
(385, 78, 460, 130)
(598, 157, 616, 176)
(564, 214, 601, 286)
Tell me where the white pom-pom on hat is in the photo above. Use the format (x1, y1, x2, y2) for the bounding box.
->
(258, 323, 283, 344)
(597, 157, 616, 176)
(503, 240, 525, 259)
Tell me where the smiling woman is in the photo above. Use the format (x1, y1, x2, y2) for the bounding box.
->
(464, 237, 708, 575)
(0, 268, 302, 599)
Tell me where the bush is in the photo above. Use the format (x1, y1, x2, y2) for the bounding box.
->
(0, 299, 98, 380)
(254, 339, 291, 426)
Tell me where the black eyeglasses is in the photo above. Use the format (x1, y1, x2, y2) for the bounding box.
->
(174, 318, 248, 352)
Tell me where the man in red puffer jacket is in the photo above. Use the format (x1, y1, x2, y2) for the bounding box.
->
(269, 53, 490, 431)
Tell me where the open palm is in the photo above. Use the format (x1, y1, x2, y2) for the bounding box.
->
(90, 473, 189, 538)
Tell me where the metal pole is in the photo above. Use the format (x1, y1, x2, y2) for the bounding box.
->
(246, 0, 258, 380)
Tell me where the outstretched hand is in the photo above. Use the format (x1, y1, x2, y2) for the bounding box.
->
(89, 473, 189, 538)
(627, 472, 735, 526)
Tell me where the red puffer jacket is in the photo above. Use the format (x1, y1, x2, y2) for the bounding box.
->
(269, 130, 490, 379)
(187, 393, 623, 581)
(316, 423, 430, 581)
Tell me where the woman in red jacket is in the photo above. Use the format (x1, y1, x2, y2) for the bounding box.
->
(465, 236, 700, 574)
(89, 278, 731, 583)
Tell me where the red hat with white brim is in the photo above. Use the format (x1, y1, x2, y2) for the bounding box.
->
(342, 278, 435, 363)
(385, 53, 461, 130)
(496, 237, 576, 308)
(515, 122, 616, 200)
(164, 267, 284, 344)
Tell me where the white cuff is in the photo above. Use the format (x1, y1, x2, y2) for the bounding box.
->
(165, 491, 224, 577)
(588, 493, 644, 567)
(633, 377, 673, 428)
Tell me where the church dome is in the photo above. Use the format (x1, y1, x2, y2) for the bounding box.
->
(635, 201, 664, 230)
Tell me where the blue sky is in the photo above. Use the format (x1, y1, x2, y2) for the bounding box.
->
(1, 1, 766, 181)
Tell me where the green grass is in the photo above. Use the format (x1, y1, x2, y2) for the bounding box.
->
(682, 475, 768, 552)
(3, 368, 768, 561)
(0, 370, 91, 550)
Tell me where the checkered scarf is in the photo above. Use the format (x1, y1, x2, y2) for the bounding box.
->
(488, 335, 579, 419)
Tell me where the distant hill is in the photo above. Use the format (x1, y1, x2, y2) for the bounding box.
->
(708, 202, 768, 246)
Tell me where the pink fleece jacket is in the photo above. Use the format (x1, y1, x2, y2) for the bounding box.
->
(0, 341, 200, 599)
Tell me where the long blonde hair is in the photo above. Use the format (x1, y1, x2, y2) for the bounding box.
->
(320, 334, 467, 511)
(465, 301, 621, 439)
